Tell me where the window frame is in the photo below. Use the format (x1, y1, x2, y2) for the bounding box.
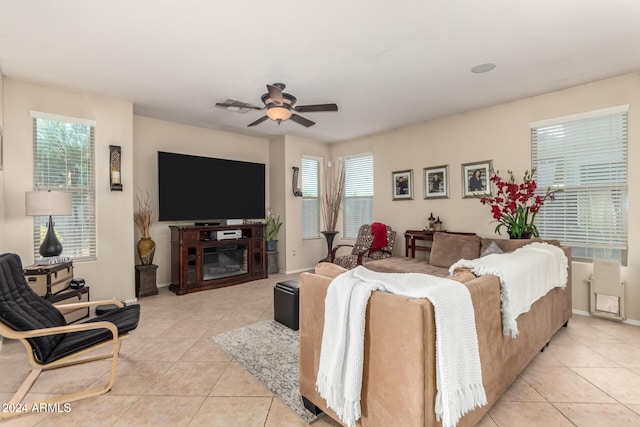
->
(301, 155, 321, 240)
(530, 105, 628, 265)
(31, 110, 97, 262)
(343, 152, 374, 240)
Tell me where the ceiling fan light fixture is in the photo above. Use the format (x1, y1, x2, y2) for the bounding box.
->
(267, 106, 292, 122)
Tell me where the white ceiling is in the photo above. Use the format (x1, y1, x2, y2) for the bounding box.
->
(1, 0, 639, 143)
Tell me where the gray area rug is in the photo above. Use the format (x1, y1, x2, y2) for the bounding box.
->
(212, 320, 322, 423)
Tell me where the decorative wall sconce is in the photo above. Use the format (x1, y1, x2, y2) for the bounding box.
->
(109, 145, 122, 191)
(292, 166, 303, 197)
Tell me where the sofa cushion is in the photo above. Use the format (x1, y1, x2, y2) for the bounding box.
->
(480, 238, 561, 254)
(430, 232, 482, 268)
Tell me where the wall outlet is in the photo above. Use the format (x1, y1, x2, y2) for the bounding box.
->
(291, 250, 296, 256)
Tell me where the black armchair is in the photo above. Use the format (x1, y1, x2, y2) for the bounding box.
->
(0, 253, 140, 420)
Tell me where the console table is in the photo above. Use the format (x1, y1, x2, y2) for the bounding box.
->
(404, 230, 476, 258)
(169, 224, 267, 295)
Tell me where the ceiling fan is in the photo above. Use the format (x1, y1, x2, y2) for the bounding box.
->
(216, 83, 338, 128)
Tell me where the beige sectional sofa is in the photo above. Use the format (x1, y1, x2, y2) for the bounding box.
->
(299, 232, 572, 427)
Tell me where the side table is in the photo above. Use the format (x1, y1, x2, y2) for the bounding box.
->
(135, 264, 159, 297)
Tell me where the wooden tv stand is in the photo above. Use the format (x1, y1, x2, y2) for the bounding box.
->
(169, 224, 267, 295)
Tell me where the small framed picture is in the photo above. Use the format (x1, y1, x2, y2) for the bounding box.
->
(392, 169, 413, 200)
(461, 160, 492, 198)
(424, 165, 449, 199)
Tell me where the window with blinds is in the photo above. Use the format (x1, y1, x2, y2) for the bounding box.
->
(530, 105, 628, 264)
(301, 156, 320, 239)
(343, 153, 374, 239)
(32, 112, 96, 261)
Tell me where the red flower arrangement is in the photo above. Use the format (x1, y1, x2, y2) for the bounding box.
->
(480, 169, 560, 239)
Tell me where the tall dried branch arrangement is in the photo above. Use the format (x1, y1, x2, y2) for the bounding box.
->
(322, 160, 346, 232)
(134, 191, 154, 238)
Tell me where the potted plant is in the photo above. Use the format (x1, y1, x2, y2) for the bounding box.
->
(134, 191, 156, 264)
(265, 208, 282, 252)
(480, 169, 560, 239)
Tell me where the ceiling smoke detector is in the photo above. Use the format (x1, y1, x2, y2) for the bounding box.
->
(471, 63, 496, 74)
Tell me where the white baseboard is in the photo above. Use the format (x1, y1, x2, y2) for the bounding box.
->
(283, 267, 314, 275)
(572, 309, 591, 317)
(572, 309, 640, 326)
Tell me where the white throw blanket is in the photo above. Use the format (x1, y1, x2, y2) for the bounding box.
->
(316, 266, 487, 427)
(449, 242, 568, 337)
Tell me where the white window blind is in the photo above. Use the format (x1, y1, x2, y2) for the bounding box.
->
(301, 157, 320, 239)
(343, 153, 374, 239)
(530, 106, 628, 264)
(32, 114, 96, 261)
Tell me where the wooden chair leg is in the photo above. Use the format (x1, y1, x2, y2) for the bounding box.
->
(0, 340, 123, 420)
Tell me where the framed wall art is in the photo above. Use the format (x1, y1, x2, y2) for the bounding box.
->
(461, 160, 492, 198)
(392, 169, 413, 200)
(424, 165, 449, 199)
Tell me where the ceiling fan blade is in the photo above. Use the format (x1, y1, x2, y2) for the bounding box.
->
(247, 116, 269, 127)
(216, 99, 263, 110)
(294, 103, 338, 113)
(267, 84, 284, 105)
(290, 114, 316, 128)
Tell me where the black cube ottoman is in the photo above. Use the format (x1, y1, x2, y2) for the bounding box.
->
(274, 280, 300, 330)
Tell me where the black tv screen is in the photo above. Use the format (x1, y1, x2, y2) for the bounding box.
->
(158, 151, 265, 221)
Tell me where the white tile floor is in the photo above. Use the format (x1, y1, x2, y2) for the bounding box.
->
(1, 272, 639, 426)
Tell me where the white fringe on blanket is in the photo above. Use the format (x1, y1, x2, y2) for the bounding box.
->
(450, 242, 568, 337)
(316, 266, 487, 427)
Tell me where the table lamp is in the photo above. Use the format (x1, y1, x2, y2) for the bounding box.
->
(25, 191, 72, 257)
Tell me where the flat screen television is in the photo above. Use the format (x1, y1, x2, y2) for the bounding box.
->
(158, 151, 266, 222)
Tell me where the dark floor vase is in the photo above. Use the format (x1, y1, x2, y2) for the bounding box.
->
(320, 231, 339, 262)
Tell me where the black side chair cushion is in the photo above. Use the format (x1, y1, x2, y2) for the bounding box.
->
(0, 253, 67, 362)
(44, 304, 140, 364)
(0, 253, 141, 364)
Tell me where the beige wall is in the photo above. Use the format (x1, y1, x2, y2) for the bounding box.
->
(132, 116, 270, 286)
(0, 70, 5, 253)
(332, 73, 640, 322)
(3, 78, 135, 301)
(2, 72, 638, 321)
(282, 136, 330, 273)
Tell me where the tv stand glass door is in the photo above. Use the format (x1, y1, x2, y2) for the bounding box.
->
(201, 243, 249, 281)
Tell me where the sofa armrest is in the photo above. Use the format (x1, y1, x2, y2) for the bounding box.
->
(299, 271, 435, 426)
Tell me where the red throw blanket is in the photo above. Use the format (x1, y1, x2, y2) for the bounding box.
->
(370, 222, 388, 250)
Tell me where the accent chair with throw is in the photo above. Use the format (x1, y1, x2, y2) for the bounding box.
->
(0, 253, 140, 420)
(330, 222, 396, 269)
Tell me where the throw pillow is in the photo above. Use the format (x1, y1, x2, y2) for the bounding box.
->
(430, 232, 481, 268)
(480, 241, 503, 257)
